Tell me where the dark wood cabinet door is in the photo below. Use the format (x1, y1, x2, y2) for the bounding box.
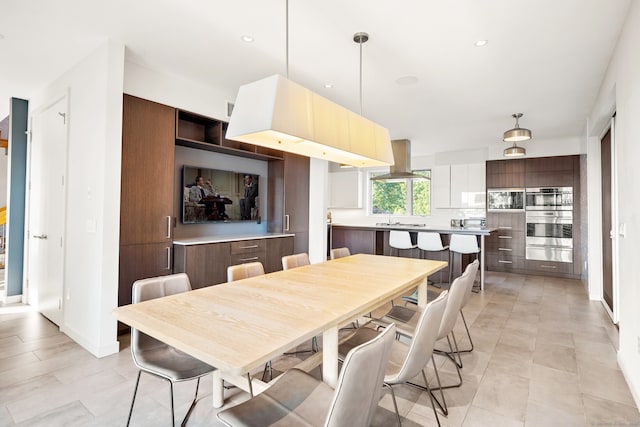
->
(265, 236, 294, 273)
(525, 156, 574, 187)
(283, 153, 310, 252)
(486, 159, 525, 188)
(120, 95, 175, 245)
(182, 243, 230, 289)
(118, 243, 173, 307)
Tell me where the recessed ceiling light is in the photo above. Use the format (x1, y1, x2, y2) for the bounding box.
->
(395, 76, 419, 86)
(474, 40, 488, 47)
(241, 35, 254, 43)
(323, 83, 333, 89)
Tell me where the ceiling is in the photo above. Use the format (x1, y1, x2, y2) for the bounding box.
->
(0, 0, 631, 156)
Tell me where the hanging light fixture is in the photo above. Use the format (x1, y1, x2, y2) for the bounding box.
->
(225, 1, 393, 167)
(502, 113, 530, 157)
(503, 113, 532, 142)
(503, 143, 526, 157)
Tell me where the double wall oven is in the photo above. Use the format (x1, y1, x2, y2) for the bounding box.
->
(525, 187, 573, 263)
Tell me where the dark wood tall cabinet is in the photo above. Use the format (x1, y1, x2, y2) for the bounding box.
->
(267, 153, 310, 254)
(119, 95, 175, 307)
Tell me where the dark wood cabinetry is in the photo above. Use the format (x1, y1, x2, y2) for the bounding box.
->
(175, 109, 283, 161)
(173, 236, 294, 288)
(268, 153, 310, 254)
(485, 155, 581, 278)
(331, 227, 383, 255)
(119, 95, 175, 307)
(486, 159, 525, 188)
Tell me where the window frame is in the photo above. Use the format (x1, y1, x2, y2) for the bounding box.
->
(368, 169, 432, 217)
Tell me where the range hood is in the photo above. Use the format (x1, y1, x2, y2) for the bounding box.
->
(370, 139, 425, 181)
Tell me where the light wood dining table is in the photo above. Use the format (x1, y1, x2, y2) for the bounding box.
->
(113, 254, 447, 408)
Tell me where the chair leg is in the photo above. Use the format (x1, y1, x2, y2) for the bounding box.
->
(428, 355, 449, 416)
(180, 377, 201, 427)
(433, 334, 464, 391)
(126, 370, 142, 427)
(384, 383, 402, 427)
(457, 309, 474, 353)
(261, 360, 273, 382)
(421, 369, 442, 427)
(169, 380, 175, 427)
(284, 336, 318, 355)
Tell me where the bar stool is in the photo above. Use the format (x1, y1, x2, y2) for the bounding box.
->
(448, 234, 480, 292)
(389, 230, 417, 257)
(417, 232, 449, 285)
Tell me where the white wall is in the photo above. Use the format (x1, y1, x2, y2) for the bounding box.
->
(29, 40, 125, 357)
(308, 158, 328, 263)
(588, 0, 640, 406)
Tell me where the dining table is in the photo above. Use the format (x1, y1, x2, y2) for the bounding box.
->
(113, 253, 447, 408)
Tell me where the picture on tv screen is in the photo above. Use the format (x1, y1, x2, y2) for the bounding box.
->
(182, 165, 259, 223)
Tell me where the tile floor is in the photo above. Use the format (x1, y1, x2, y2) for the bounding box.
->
(1, 271, 639, 426)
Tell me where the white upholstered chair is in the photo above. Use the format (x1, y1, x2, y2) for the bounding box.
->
(127, 273, 215, 427)
(330, 247, 351, 260)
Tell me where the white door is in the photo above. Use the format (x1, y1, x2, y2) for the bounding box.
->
(27, 97, 67, 326)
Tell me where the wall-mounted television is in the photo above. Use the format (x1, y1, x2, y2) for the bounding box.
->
(182, 165, 259, 223)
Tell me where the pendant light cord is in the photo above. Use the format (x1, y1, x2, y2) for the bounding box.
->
(359, 38, 363, 115)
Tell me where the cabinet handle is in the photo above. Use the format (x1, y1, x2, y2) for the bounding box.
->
(166, 216, 171, 239)
(285, 214, 290, 231)
(498, 236, 512, 239)
(540, 264, 557, 269)
(166, 247, 171, 270)
(498, 226, 512, 230)
(498, 248, 512, 251)
(239, 245, 259, 249)
(498, 260, 513, 264)
(240, 256, 259, 262)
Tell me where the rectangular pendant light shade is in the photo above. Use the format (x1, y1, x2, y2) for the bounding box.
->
(226, 74, 394, 167)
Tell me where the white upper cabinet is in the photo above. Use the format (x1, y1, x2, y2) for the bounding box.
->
(433, 163, 485, 209)
(328, 170, 362, 208)
(431, 165, 451, 209)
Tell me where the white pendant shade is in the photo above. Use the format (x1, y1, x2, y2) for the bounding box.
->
(226, 74, 394, 167)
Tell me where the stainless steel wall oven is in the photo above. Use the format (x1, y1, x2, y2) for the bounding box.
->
(525, 210, 573, 263)
(525, 187, 573, 211)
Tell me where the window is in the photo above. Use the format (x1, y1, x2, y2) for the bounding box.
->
(370, 170, 431, 216)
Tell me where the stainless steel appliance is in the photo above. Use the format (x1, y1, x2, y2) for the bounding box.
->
(525, 210, 573, 263)
(487, 188, 525, 212)
(525, 187, 573, 211)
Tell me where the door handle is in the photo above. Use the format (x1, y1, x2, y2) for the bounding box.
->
(166, 216, 172, 239)
(285, 214, 290, 231)
(609, 230, 614, 239)
(166, 247, 171, 270)
(33, 234, 48, 240)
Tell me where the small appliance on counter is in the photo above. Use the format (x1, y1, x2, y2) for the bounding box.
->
(450, 218, 487, 229)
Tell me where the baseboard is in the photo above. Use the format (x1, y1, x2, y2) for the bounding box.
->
(61, 324, 120, 358)
(617, 352, 640, 411)
(4, 294, 23, 304)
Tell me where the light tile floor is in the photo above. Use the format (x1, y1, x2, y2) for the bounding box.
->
(0, 271, 638, 426)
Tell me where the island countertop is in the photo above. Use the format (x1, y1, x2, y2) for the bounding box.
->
(173, 233, 295, 246)
(330, 223, 496, 235)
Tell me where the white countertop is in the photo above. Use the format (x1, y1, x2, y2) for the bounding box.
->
(331, 223, 495, 235)
(173, 233, 295, 246)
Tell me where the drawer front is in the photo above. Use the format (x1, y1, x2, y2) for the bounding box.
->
(487, 254, 525, 271)
(525, 259, 573, 275)
(230, 239, 267, 254)
(488, 231, 525, 256)
(487, 212, 525, 231)
(230, 253, 267, 266)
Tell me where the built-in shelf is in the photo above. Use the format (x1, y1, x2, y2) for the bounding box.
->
(175, 109, 284, 161)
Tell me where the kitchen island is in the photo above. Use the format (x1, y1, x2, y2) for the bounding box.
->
(330, 223, 495, 290)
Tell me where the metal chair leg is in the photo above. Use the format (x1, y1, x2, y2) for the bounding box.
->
(421, 369, 442, 427)
(457, 309, 474, 353)
(126, 370, 142, 427)
(384, 383, 402, 427)
(169, 380, 175, 427)
(180, 377, 201, 427)
(261, 360, 273, 382)
(284, 336, 318, 355)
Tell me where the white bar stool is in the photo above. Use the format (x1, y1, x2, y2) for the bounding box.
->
(417, 232, 449, 286)
(448, 234, 480, 291)
(388, 230, 417, 257)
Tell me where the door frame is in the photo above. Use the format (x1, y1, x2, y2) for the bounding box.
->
(600, 116, 619, 323)
(23, 91, 70, 315)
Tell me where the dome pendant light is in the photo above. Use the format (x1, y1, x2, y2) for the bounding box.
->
(503, 113, 532, 142)
(504, 142, 526, 157)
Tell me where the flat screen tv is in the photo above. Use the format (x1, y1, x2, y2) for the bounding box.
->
(182, 165, 259, 223)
